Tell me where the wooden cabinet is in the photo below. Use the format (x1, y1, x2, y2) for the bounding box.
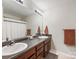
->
(16, 37, 51, 59)
(16, 48, 36, 59)
(36, 42, 44, 59)
(43, 39, 51, 57)
(16, 53, 25, 59)
(28, 54, 36, 59)
(36, 42, 43, 50)
(25, 48, 36, 59)
(64, 29, 75, 45)
(37, 47, 43, 56)
(37, 55, 44, 59)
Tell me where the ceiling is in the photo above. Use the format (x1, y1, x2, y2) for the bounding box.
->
(2, 0, 37, 18)
(3, 0, 68, 18)
(3, 0, 51, 18)
(32, 0, 52, 11)
(32, 0, 74, 12)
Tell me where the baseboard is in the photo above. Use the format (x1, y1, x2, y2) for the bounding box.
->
(49, 49, 59, 55)
(49, 49, 76, 58)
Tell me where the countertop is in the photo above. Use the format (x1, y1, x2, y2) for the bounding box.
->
(9, 38, 49, 59)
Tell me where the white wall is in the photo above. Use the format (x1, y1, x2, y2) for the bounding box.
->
(25, 0, 76, 55)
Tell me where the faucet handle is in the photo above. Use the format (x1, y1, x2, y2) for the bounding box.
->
(11, 40, 15, 44)
(6, 37, 9, 41)
(8, 40, 15, 46)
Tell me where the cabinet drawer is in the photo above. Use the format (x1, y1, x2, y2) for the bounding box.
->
(36, 42, 43, 50)
(25, 48, 36, 59)
(37, 47, 43, 56)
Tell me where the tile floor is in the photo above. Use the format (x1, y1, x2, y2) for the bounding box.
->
(44, 53, 75, 59)
(44, 53, 58, 59)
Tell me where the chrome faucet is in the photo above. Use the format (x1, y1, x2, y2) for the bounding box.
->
(6, 37, 15, 46)
(10, 40, 15, 45)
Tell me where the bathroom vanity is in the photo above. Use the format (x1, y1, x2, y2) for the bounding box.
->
(2, 35, 51, 59)
(15, 36, 51, 59)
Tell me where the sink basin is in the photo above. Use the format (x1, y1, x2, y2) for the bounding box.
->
(2, 43, 28, 56)
(38, 36, 48, 39)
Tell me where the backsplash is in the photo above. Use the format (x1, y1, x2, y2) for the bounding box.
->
(2, 36, 28, 46)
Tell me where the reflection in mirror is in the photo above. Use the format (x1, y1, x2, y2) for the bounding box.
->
(2, 18, 27, 42)
(34, 9, 44, 34)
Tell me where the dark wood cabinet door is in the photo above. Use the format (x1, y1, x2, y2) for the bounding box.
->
(37, 55, 44, 59)
(16, 48, 36, 59)
(36, 42, 43, 50)
(37, 48, 43, 56)
(64, 29, 75, 45)
(25, 48, 36, 59)
(28, 54, 36, 59)
(43, 39, 51, 57)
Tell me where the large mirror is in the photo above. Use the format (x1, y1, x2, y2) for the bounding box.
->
(2, 0, 45, 42)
